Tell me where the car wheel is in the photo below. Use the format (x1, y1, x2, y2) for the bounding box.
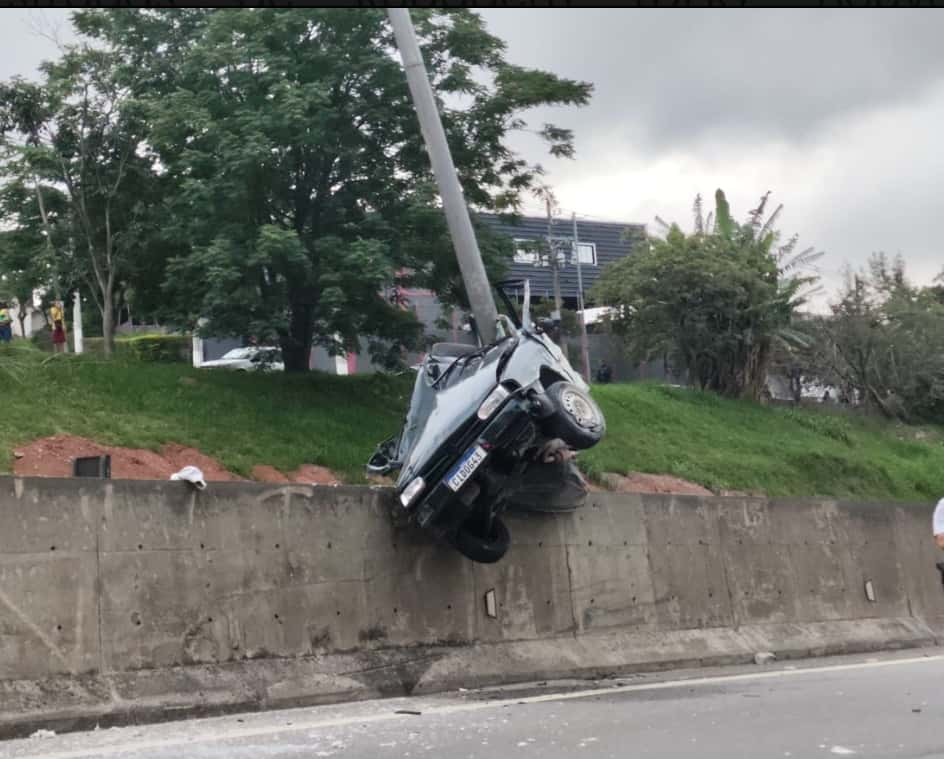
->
(543, 381, 605, 450)
(451, 515, 510, 563)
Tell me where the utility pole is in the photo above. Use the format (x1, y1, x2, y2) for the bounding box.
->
(72, 291, 84, 355)
(572, 213, 591, 383)
(543, 191, 568, 357)
(387, 8, 498, 346)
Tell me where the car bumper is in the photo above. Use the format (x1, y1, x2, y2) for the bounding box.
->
(411, 394, 540, 535)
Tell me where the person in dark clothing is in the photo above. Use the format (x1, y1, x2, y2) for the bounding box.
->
(595, 360, 613, 384)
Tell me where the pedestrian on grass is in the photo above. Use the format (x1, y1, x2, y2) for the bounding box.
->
(934, 497, 944, 551)
(49, 300, 67, 354)
(0, 302, 12, 343)
(596, 360, 613, 384)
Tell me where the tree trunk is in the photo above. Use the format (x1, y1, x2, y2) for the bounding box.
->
(281, 303, 314, 373)
(102, 286, 115, 358)
(17, 310, 26, 338)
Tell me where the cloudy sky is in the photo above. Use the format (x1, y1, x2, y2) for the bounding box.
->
(3, 9, 942, 307)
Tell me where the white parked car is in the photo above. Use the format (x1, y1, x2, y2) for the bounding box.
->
(200, 346, 284, 372)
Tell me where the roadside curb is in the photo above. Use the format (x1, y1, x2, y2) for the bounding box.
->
(1, 618, 938, 740)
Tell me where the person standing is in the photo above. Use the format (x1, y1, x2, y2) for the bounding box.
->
(0, 302, 12, 344)
(934, 497, 944, 551)
(49, 300, 67, 354)
(595, 360, 613, 384)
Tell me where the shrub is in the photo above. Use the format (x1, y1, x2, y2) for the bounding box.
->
(123, 335, 191, 363)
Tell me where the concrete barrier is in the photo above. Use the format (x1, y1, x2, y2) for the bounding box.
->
(0, 477, 941, 737)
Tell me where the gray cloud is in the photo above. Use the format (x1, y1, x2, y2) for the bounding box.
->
(481, 9, 944, 153)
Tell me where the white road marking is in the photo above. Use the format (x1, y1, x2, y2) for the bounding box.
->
(10, 654, 944, 759)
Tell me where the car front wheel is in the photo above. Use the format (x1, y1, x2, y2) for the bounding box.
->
(543, 381, 605, 450)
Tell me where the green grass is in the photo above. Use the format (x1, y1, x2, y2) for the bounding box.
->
(3, 343, 943, 500)
(0, 343, 411, 483)
(582, 383, 944, 502)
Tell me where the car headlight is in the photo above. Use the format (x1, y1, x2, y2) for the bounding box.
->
(477, 385, 511, 420)
(399, 477, 426, 508)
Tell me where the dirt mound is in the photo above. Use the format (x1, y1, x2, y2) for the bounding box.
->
(12, 435, 241, 482)
(12, 435, 341, 486)
(251, 464, 340, 486)
(601, 471, 713, 496)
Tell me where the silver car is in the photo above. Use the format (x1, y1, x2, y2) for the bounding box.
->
(368, 283, 605, 563)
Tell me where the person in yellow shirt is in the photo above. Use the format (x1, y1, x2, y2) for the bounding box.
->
(0, 302, 12, 344)
(49, 301, 67, 353)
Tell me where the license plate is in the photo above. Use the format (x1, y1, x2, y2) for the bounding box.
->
(444, 445, 488, 492)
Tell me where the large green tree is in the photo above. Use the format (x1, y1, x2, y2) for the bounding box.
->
(593, 190, 820, 400)
(803, 254, 944, 422)
(76, 9, 592, 371)
(0, 46, 160, 356)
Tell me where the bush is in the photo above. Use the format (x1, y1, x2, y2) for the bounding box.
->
(123, 335, 191, 363)
(81, 334, 191, 362)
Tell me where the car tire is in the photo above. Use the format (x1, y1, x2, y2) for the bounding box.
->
(543, 382, 605, 450)
(451, 515, 510, 564)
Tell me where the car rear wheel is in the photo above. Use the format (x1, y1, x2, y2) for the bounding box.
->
(543, 382, 605, 450)
(451, 514, 510, 563)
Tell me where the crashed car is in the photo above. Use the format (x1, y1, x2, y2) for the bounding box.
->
(368, 282, 605, 563)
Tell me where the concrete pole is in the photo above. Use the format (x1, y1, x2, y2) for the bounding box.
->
(572, 213, 591, 383)
(192, 318, 206, 368)
(387, 8, 498, 345)
(545, 195, 568, 357)
(72, 291, 84, 355)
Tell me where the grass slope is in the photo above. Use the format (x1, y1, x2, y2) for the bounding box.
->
(3, 344, 942, 500)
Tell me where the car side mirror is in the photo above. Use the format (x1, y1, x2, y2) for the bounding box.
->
(536, 317, 556, 333)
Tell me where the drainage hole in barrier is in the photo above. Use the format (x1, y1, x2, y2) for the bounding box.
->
(327, 542, 333, 549)
(447, 604, 453, 611)
(336, 611, 341, 617)
(56, 625, 62, 632)
(588, 540, 593, 547)
(538, 541, 543, 548)
(208, 617, 213, 623)
(200, 543, 205, 550)
(138, 544, 143, 551)
(274, 614, 280, 620)
(275, 543, 280, 549)
(393, 608, 398, 615)
(50, 546, 56, 552)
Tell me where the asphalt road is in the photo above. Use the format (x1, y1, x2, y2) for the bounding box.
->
(3, 649, 944, 759)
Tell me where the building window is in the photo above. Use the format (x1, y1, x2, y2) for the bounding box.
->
(573, 242, 597, 266)
(513, 238, 543, 266)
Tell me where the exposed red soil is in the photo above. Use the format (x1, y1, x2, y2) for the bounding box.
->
(12, 435, 341, 486)
(600, 471, 714, 496)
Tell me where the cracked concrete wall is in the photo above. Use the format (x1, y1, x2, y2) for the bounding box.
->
(0, 477, 941, 686)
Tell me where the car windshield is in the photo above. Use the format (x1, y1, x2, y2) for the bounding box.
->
(221, 348, 254, 360)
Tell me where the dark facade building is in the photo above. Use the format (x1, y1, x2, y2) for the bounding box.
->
(480, 213, 646, 307)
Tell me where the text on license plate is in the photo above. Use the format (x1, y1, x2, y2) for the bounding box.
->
(445, 445, 487, 492)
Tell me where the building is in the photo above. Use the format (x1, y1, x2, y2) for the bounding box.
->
(481, 213, 646, 307)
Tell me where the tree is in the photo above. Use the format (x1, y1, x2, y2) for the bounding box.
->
(0, 179, 63, 336)
(76, 9, 592, 371)
(805, 254, 944, 422)
(0, 45, 160, 357)
(593, 190, 820, 400)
